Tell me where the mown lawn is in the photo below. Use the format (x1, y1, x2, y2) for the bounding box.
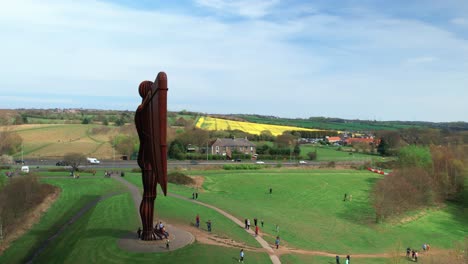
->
(34, 192, 270, 264)
(281, 254, 389, 264)
(162, 168, 467, 254)
(0, 178, 125, 263)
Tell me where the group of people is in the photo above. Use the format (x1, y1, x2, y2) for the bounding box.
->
(244, 218, 263, 237)
(406, 244, 429, 262)
(195, 214, 212, 232)
(192, 192, 199, 199)
(335, 255, 351, 264)
(104, 170, 124, 177)
(136, 221, 169, 240)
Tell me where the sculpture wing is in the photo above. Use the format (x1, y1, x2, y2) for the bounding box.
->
(149, 72, 168, 196)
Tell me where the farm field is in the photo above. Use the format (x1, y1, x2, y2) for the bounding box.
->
(237, 115, 417, 131)
(196, 116, 329, 136)
(164, 169, 467, 254)
(2, 124, 118, 159)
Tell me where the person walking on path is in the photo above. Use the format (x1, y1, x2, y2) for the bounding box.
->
(206, 220, 212, 232)
(247, 219, 250, 230)
(426, 244, 430, 251)
(411, 250, 415, 260)
(239, 249, 244, 263)
(244, 219, 248, 229)
(254, 218, 258, 226)
(349, 194, 352, 201)
(195, 192, 198, 199)
(422, 243, 427, 251)
(406, 247, 411, 258)
(346, 255, 350, 264)
(196, 214, 200, 228)
(275, 236, 280, 249)
(192, 192, 195, 199)
(137, 227, 142, 239)
(336, 255, 340, 264)
(269, 187, 272, 194)
(343, 193, 347, 201)
(166, 239, 170, 249)
(261, 219, 264, 228)
(255, 225, 259, 237)
(414, 251, 418, 262)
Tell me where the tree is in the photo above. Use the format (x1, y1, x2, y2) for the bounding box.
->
(398, 145, 432, 170)
(111, 134, 138, 158)
(63, 152, 86, 173)
(293, 144, 301, 156)
(377, 138, 390, 156)
(376, 130, 401, 155)
(0, 129, 23, 155)
(307, 151, 317, 160)
(276, 132, 296, 148)
(82, 117, 91, 124)
(168, 139, 185, 159)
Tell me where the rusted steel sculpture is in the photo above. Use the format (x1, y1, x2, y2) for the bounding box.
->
(135, 72, 168, 240)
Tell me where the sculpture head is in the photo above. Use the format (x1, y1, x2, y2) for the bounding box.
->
(139, 81, 153, 98)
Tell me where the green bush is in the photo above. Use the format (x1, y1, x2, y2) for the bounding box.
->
(223, 164, 262, 170)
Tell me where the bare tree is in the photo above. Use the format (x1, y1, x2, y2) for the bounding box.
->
(63, 152, 86, 173)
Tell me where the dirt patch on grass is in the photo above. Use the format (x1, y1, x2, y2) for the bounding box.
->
(189, 176, 205, 189)
(176, 224, 262, 252)
(0, 186, 60, 254)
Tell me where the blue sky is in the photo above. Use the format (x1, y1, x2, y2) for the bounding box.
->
(0, 0, 467, 122)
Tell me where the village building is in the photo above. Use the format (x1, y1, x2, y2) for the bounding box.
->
(210, 138, 256, 159)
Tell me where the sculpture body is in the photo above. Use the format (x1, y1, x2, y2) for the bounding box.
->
(135, 72, 168, 240)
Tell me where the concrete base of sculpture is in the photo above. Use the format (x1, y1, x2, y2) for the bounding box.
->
(117, 224, 194, 253)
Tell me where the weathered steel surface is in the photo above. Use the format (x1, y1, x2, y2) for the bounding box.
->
(135, 72, 168, 240)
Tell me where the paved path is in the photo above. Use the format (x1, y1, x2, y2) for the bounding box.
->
(113, 176, 195, 252)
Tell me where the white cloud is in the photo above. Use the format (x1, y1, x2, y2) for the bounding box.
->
(405, 56, 437, 64)
(195, 0, 280, 18)
(451, 17, 468, 26)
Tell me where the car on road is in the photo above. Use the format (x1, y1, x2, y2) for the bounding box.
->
(255, 161, 265, 164)
(87, 157, 100, 164)
(56, 161, 69, 166)
(21, 166, 29, 173)
(15, 160, 25, 164)
(299, 160, 307, 164)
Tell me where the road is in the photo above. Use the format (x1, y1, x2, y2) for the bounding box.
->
(11, 159, 369, 169)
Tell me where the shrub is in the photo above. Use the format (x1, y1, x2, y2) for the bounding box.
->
(0, 175, 57, 239)
(168, 172, 195, 185)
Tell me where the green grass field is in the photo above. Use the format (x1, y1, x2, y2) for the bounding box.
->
(1, 168, 466, 263)
(281, 254, 389, 264)
(0, 178, 125, 263)
(165, 169, 467, 254)
(300, 145, 384, 162)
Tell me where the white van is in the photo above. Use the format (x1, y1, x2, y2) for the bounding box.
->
(87, 157, 100, 164)
(21, 166, 29, 173)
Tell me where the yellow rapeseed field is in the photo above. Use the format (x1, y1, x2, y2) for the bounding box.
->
(196, 116, 323, 136)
